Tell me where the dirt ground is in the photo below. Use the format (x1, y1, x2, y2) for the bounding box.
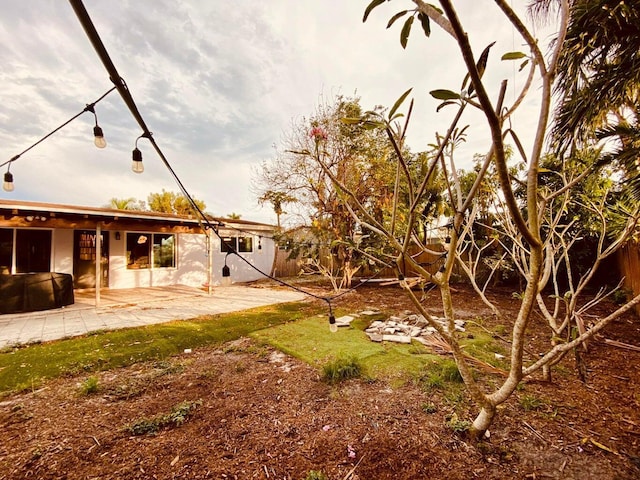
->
(0, 283, 639, 480)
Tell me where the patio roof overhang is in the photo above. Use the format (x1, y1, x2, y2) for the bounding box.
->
(0, 199, 275, 234)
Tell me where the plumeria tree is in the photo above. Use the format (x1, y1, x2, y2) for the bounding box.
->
(308, 0, 640, 439)
(254, 95, 438, 289)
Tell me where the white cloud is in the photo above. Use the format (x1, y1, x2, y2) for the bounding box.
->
(0, 1, 557, 224)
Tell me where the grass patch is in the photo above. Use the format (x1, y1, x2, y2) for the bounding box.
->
(78, 376, 100, 395)
(126, 399, 202, 435)
(519, 393, 547, 411)
(0, 301, 317, 395)
(419, 358, 464, 390)
(321, 356, 363, 384)
(303, 471, 328, 480)
(251, 314, 441, 384)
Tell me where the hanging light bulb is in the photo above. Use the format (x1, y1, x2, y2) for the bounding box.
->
(131, 147, 144, 173)
(221, 253, 232, 286)
(329, 314, 338, 333)
(3, 171, 14, 192)
(93, 125, 107, 148)
(131, 133, 151, 174)
(86, 104, 107, 149)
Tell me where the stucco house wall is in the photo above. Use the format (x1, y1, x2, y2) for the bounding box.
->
(0, 200, 277, 290)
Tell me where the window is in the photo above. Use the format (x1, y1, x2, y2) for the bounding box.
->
(153, 234, 175, 268)
(16, 229, 51, 273)
(0, 228, 13, 274)
(220, 236, 234, 253)
(127, 233, 175, 269)
(219, 236, 254, 253)
(237, 236, 253, 253)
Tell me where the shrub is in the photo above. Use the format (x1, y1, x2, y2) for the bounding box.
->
(126, 399, 202, 435)
(520, 394, 546, 411)
(78, 376, 99, 395)
(303, 471, 328, 480)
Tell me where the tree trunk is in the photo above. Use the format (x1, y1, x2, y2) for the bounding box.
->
(470, 404, 496, 440)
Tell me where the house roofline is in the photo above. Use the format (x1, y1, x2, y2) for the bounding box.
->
(0, 199, 275, 232)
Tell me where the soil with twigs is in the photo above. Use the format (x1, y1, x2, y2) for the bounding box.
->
(0, 283, 638, 479)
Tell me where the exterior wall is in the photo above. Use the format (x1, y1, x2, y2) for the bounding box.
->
(107, 230, 208, 289)
(212, 233, 275, 285)
(107, 230, 276, 289)
(1, 221, 277, 290)
(53, 229, 74, 275)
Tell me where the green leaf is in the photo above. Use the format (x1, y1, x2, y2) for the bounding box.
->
(436, 100, 457, 112)
(363, 0, 385, 23)
(518, 59, 529, 72)
(430, 89, 461, 101)
(361, 120, 384, 130)
(387, 10, 408, 29)
(400, 16, 414, 49)
(341, 117, 362, 125)
(467, 41, 495, 94)
(427, 3, 443, 14)
(501, 51, 527, 61)
(417, 12, 430, 37)
(389, 88, 413, 119)
(460, 72, 470, 92)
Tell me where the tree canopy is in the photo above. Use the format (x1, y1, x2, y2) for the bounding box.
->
(147, 190, 206, 216)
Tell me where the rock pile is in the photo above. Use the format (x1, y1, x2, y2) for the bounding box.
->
(364, 312, 466, 345)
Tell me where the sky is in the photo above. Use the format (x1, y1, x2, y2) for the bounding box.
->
(0, 1, 558, 225)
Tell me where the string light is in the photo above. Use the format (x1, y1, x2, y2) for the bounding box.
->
(3, 165, 14, 192)
(329, 313, 338, 333)
(132, 133, 150, 174)
(0, 87, 117, 193)
(85, 104, 106, 148)
(68, 0, 394, 333)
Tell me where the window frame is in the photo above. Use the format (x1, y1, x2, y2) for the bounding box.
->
(126, 232, 177, 270)
(219, 235, 254, 254)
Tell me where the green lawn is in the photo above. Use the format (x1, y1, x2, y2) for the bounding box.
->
(0, 301, 318, 395)
(0, 300, 504, 396)
(251, 314, 442, 384)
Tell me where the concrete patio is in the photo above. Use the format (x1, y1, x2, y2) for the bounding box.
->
(0, 284, 307, 349)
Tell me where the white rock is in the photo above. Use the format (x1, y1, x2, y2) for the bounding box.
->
(335, 315, 354, 325)
(367, 333, 383, 342)
(382, 334, 412, 344)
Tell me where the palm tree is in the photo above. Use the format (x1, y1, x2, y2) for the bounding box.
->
(106, 197, 137, 210)
(549, 0, 640, 196)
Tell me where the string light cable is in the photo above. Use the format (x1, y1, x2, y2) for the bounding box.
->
(67, 0, 427, 330)
(1, 86, 117, 191)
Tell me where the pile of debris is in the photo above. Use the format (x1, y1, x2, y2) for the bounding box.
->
(363, 312, 466, 345)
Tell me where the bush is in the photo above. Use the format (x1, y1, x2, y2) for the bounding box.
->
(303, 471, 328, 480)
(126, 399, 202, 435)
(78, 376, 99, 395)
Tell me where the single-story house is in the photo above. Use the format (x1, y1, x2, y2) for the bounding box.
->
(0, 200, 277, 306)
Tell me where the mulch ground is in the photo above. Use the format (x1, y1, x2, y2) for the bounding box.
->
(0, 283, 639, 479)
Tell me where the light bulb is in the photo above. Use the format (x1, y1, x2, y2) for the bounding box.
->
(93, 126, 107, 148)
(132, 160, 144, 173)
(329, 315, 338, 333)
(3, 171, 14, 192)
(131, 147, 144, 173)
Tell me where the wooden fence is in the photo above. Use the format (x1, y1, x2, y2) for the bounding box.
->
(271, 243, 458, 280)
(617, 241, 640, 315)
